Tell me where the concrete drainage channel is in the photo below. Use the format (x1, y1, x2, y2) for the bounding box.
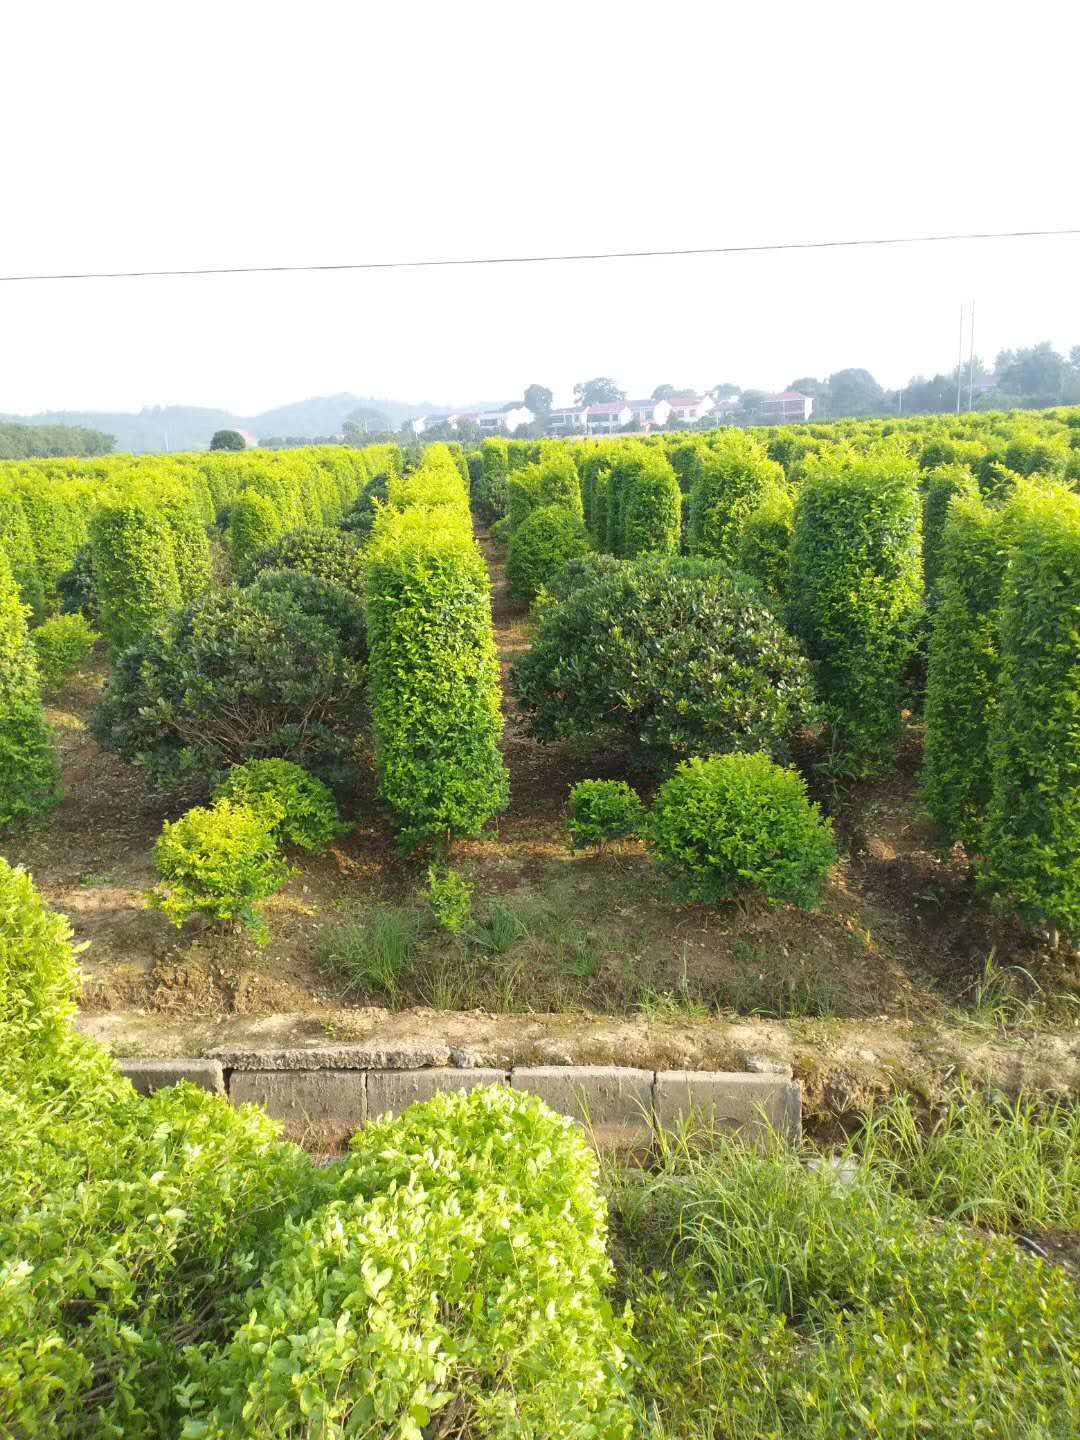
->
(120, 1052, 801, 1150)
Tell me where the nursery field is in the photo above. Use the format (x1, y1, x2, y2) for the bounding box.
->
(4, 413, 1080, 1437)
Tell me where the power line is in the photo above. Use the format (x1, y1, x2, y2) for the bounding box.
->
(1, 226, 1078, 285)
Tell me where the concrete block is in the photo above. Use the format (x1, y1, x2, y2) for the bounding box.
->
(653, 1071, 801, 1143)
(367, 1068, 509, 1121)
(511, 1065, 654, 1147)
(121, 1058, 225, 1097)
(229, 1069, 366, 1148)
(210, 1043, 452, 1071)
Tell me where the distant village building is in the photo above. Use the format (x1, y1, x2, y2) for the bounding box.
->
(411, 406, 534, 436)
(627, 398, 672, 428)
(585, 401, 634, 432)
(548, 405, 589, 433)
(664, 393, 716, 424)
(757, 391, 814, 422)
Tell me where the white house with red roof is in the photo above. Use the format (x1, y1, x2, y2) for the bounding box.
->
(665, 393, 716, 424)
(586, 401, 634, 432)
(757, 391, 814, 421)
(548, 405, 589, 432)
(627, 398, 672, 428)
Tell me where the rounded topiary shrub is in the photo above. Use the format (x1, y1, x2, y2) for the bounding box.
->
(648, 752, 836, 908)
(245, 568, 367, 662)
(214, 758, 345, 852)
(30, 612, 100, 690)
(150, 797, 290, 942)
(512, 556, 816, 770)
(506, 504, 591, 601)
(92, 585, 366, 788)
(248, 526, 367, 596)
(567, 779, 644, 851)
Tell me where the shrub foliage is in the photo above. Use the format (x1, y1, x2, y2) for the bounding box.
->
(0, 552, 58, 832)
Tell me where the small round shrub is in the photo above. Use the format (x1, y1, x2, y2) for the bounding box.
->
(489, 514, 512, 545)
(512, 556, 816, 770)
(30, 612, 99, 690)
(506, 504, 591, 601)
(150, 798, 290, 942)
(567, 779, 645, 851)
(214, 758, 345, 852)
(648, 753, 836, 908)
(248, 525, 367, 596)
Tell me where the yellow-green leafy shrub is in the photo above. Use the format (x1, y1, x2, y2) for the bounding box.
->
(30, 613, 99, 690)
(689, 430, 783, 563)
(567, 779, 645, 851)
(0, 552, 58, 832)
(214, 758, 345, 852)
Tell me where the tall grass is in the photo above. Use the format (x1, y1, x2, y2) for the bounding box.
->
(316, 903, 419, 999)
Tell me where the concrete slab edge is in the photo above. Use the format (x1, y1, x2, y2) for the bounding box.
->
(120, 1058, 801, 1148)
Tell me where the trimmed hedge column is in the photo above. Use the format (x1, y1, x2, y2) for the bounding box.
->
(366, 451, 509, 849)
(982, 484, 1080, 938)
(0, 551, 58, 831)
(921, 493, 1007, 849)
(790, 449, 922, 775)
(688, 431, 783, 563)
(89, 486, 182, 652)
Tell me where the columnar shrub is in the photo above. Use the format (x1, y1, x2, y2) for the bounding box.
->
(921, 494, 1008, 848)
(506, 503, 591, 601)
(567, 779, 645, 851)
(735, 483, 794, 611)
(0, 553, 58, 831)
(621, 448, 682, 557)
(89, 487, 182, 651)
(648, 752, 836, 908)
(366, 466, 508, 850)
(30, 612, 100, 690)
(982, 484, 1080, 937)
(512, 556, 816, 770)
(921, 463, 978, 602)
(0, 482, 46, 619)
(93, 585, 366, 787)
(16, 474, 92, 614)
(158, 487, 212, 600)
(214, 758, 345, 851)
(229, 487, 282, 578)
(688, 431, 783, 563)
(790, 449, 923, 774)
(473, 436, 511, 523)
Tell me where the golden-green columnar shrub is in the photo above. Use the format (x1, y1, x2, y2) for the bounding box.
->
(579, 444, 617, 539)
(921, 494, 1008, 848)
(0, 482, 45, 619)
(982, 484, 1080, 937)
(648, 752, 836, 908)
(534, 445, 584, 518)
(922, 464, 978, 602)
(621, 447, 681, 557)
(30, 613, 99, 690)
(506, 503, 590, 601)
(15, 475, 91, 614)
(367, 474, 509, 851)
(473, 436, 511, 523)
(214, 758, 345, 852)
(157, 488, 212, 599)
(0, 553, 58, 832)
(688, 431, 783, 563)
(151, 797, 290, 941)
(735, 483, 794, 611)
(790, 449, 923, 774)
(229, 487, 282, 578)
(178, 1087, 634, 1440)
(89, 488, 182, 651)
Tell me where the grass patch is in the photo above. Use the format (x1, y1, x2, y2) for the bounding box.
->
(316, 903, 420, 999)
(611, 1099, 1080, 1438)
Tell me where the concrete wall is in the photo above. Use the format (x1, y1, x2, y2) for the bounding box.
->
(120, 1055, 800, 1152)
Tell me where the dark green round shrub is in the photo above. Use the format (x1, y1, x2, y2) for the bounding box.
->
(567, 779, 644, 851)
(506, 504, 591, 601)
(245, 569, 367, 662)
(0, 553, 58, 832)
(56, 543, 98, 617)
(340, 468, 391, 541)
(210, 429, 246, 451)
(214, 758, 345, 851)
(648, 752, 836, 907)
(511, 556, 816, 770)
(248, 526, 366, 595)
(92, 585, 366, 788)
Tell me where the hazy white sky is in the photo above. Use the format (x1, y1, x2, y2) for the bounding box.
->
(3, 0, 1078, 416)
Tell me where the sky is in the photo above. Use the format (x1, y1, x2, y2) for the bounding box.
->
(2, 0, 1078, 417)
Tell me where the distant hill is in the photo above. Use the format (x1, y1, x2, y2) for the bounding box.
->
(0, 394, 449, 454)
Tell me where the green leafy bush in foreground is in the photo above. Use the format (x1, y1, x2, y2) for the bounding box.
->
(180, 1086, 633, 1440)
(506, 502, 590, 601)
(150, 797, 291, 942)
(568, 779, 645, 851)
(248, 525, 367, 596)
(424, 862, 474, 934)
(30, 612, 100, 690)
(648, 752, 836, 908)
